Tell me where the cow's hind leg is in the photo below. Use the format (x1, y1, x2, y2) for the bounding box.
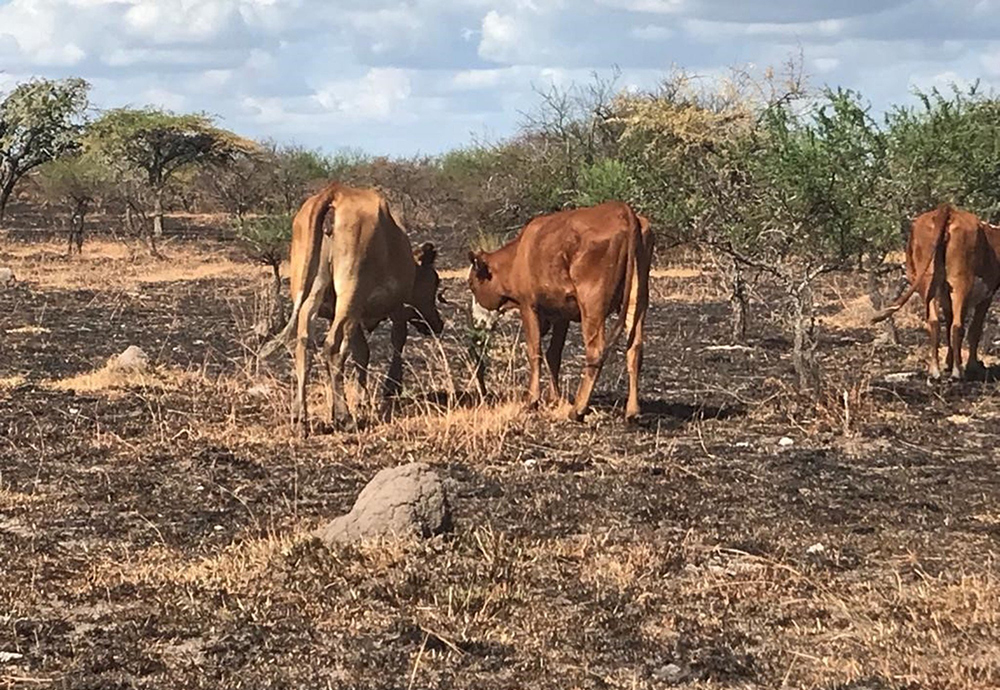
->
(625, 314, 645, 422)
(570, 308, 607, 421)
(926, 297, 943, 380)
(289, 289, 326, 437)
(323, 309, 358, 431)
(965, 298, 991, 378)
(949, 283, 971, 380)
(544, 319, 569, 403)
(349, 327, 371, 419)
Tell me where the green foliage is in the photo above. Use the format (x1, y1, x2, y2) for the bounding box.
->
(86, 108, 252, 186)
(266, 143, 336, 213)
(574, 158, 635, 207)
(886, 83, 1000, 222)
(35, 153, 108, 209)
(0, 77, 90, 218)
(233, 213, 293, 270)
(730, 88, 891, 267)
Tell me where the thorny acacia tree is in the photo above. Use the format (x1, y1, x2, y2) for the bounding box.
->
(0, 78, 89, 221)
(85, 108, 252, 245)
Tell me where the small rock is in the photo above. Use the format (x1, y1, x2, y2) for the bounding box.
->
(315, 462, 452, 544)
(0, 651, 23, 663)
(246, 383, 273, 398)
(884, 371, 918, 383)
(947, 414, 972, 425)
(654, 663, 684, 682)
(107, 345, 149, 372)
(0, 267, 14, 288)
(806, 543, 826, 555)
(778, 436, 795, 447)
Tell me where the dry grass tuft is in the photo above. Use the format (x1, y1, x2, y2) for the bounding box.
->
(0, 375, 26, 390)
(5, 325, 51, 335)
(46, 361, 200, 395)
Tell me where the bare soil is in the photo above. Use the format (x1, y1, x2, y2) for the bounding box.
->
(1, 237, 999, 689)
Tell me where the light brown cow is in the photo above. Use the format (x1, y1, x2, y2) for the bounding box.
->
(873, 204, 1000, 379)
(468, 201, 653, 421)
(262, 183, 444, 435)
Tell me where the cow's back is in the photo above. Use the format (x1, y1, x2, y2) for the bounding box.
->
(327, 187, 415, 321)
(510, 201, 637, 316)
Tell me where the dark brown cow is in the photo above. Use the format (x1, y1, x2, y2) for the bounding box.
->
(468, 201, 654, 421)
(874, 204, 1000, 379)
(261, 183, 444, 435)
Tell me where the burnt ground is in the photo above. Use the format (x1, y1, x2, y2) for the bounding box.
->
(1, 241, 1000, 689)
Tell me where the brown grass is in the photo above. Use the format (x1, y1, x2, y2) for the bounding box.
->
(0, 375, 26, 390)
(45, 362, 200, 395)
(0, 238, 264, 290)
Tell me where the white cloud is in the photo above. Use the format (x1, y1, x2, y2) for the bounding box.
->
(478, 10, 522, 63)
(314, 68, 413, 121)
(2, 0, 1000, 155)
(813, 56, 841, 73)
(631, 23, 674, 40)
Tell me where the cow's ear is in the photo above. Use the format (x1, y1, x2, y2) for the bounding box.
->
(415, 242, 437, 267)
(470, 252, 491, 280)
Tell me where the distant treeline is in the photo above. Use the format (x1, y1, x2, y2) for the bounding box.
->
(5, 61, 1000, 386)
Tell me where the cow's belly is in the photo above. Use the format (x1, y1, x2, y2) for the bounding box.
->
(537, 292, 581, 321)
(359, 281, 404, 323)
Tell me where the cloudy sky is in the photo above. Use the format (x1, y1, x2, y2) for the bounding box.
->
(1, 0, 998, 155)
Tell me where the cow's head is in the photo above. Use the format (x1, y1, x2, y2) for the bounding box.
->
(408, 242, 445, 336)
(468, 251, 503, 330)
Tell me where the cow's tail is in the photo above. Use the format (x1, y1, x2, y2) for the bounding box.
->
(258, 185, 339, 359)
(600, 208, 644, 365)
(871, 204, 950, 324)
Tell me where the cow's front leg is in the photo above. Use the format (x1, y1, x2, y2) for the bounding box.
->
(545, 319, 569, 403)
(384, 317, 408, 399)
(520, 307, 544, 409)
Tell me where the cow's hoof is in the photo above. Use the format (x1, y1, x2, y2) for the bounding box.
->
(951, 369, 965, 381)
(624, 411, 641, 425)
(334, 416, 359, 433)
(568, 407, 588, 422)
(526, 399, 541, 412)
(966, 361, 987, 380)
(294, 422, 309, 439)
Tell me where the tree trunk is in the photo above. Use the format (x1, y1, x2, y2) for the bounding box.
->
(729, 259, 749, 343)
(153, 187, 165, 237)
(790, 282, 820, 391)
(867, 266, 900, 346)
(67, 200, 88, 255)
(0, 176, 17, 224)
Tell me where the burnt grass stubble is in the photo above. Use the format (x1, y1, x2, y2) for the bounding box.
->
(1, 242, 999, 689)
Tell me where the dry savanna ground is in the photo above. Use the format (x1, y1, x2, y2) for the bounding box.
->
(1, 237, 1000, 690)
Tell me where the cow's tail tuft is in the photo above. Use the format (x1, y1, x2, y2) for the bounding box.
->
(871, 204, 950, 324)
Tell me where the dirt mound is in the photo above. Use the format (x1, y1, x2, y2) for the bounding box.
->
(316, 462, 452, 544)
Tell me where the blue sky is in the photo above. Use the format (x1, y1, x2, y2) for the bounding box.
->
(1, 0, 999, 156)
